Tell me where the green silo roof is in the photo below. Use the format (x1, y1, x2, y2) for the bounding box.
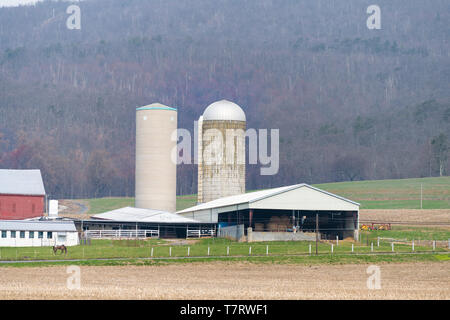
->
(136, 103, 177, 112)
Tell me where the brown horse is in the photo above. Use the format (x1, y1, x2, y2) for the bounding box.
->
(53, 245, 67, 255)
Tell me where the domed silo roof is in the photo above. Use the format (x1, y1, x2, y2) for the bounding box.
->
(202, 100, 246, 122)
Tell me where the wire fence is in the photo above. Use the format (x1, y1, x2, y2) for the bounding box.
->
(0, 236, 448, 262)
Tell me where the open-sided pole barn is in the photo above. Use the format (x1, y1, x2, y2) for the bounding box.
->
(177, 184, 360, 241)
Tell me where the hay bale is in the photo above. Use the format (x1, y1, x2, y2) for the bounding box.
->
(254, 223, 265, 232)
(270, 216, 281, 224)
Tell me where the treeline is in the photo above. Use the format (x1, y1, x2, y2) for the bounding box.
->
(0, 0, 449, 198)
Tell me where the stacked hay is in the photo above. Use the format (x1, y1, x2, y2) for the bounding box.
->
(279, 216, 290, 231)
(254, 223, 265, 232)
(265, 216, 291, 232)
(266, 216, 280, 232)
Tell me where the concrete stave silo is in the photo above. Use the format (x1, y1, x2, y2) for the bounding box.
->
(198, 100, 246, 203)
(135, 103, 177, 212)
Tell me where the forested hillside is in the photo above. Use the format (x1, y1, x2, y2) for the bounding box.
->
(0, 0, 449, 198)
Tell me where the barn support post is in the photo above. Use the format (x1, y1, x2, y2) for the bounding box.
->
(315, 213, 319, 255)
(249, 209, 253, 229)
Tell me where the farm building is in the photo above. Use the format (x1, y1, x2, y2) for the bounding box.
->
(0, 169, 46, 220)
(0, 220, 78, 247)
(76, 207, 216, 239)
(197, 100, 246, 204)
(178, 184, 360, 241)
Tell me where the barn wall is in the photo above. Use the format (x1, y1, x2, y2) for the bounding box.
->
(251, 187, 360, 211)
(0, 194, 44, 220)
(0, 231, 78, 247)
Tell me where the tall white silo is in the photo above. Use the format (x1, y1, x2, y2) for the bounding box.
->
(197, 100, 246, 203)
(135, 103, 177, 212)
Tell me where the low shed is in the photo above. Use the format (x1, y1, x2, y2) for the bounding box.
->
(0, 220, 79, 247)
(77, 207, 217, 239)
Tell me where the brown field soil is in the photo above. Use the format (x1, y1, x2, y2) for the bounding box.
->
(0, 262, 448, 300)
(360, 209, 450, 225)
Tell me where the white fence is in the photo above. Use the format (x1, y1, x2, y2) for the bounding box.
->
(85, 229, 159, 239)
(187, 227, 216, 239)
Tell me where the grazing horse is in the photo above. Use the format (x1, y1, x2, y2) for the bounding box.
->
(53, 245, 67, 255)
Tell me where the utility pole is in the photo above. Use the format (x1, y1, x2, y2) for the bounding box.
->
(315, 213, 319, 255)
(420, 184, 423, 209)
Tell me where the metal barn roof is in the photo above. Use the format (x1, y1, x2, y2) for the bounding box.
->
(92, 207, 200, 223)
(0, 169, 46, 196)
(0, 220, 76, 232)
(177, 184, 360, 222)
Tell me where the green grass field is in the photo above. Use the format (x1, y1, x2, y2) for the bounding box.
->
(78, 176, 450, 214)
(315, 176, 450, 209)
(0, 233, 448, 264)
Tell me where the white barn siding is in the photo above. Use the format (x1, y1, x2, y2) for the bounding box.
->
(0, 231, 78, 247)
(251, 186, 359, 211)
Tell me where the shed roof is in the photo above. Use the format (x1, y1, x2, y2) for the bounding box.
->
(177, 184, 360, 216)
(92, 207, 200, 223)
(0, 220, 76, 232)
(0, 169, 46, 196)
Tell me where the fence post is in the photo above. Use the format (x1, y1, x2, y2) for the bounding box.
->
(170, 247, 172, 257)
(309, 243, 312, 255)
(188, 247, 190, 257)
(433, 241, 436, 251)
(331, 244, 334, 254)
(412, 240, 414, 252)
(336, 235, 339, 246)
(227, 246, 230, 256)
(249, 246, 252, 256)
(371, 242, 373, 252)
(151, 247, 154, 257)
(391, 242, 394, 252)
(351, 243, 354, 253)
(266, 245, 269, 256)
(377, 237, 380, 247)
(208, 247, 210, 256)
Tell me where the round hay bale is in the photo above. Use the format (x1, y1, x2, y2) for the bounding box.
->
(280, 216, 290, 226)
(266, 223, 279, 232)
(270, 216, 281, 224)
(254, 223, 264, 232)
